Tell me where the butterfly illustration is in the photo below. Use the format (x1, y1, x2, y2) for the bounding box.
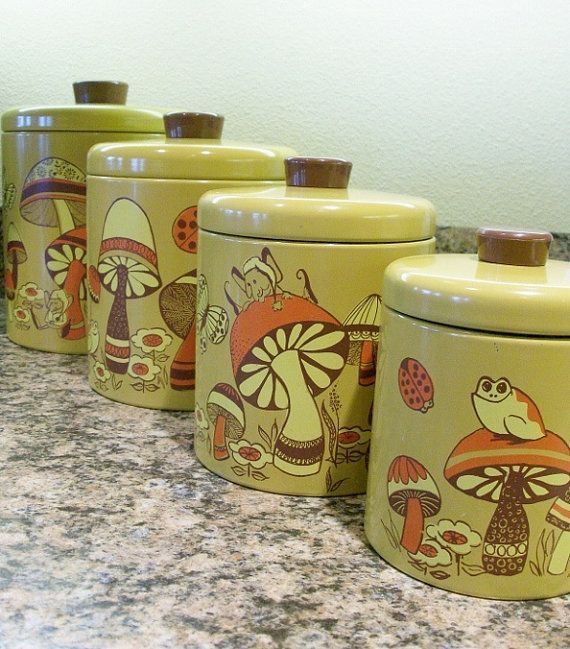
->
(197, 274, 229, 353)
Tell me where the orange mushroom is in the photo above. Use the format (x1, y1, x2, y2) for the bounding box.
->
(5, 223, 27, 320)
(230, 293, 348, 476)
(343, 294, 382, 386)
(207, 383, 245, 460)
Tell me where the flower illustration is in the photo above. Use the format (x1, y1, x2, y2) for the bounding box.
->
(408, 539, 452, 568)
(229, 440, 272, 470)
(93, 361, 111, 383)
(195, 404, 209, 430)
(14, 306, 31, 323)
(19, 282, 44, 303)
(88, 321, 100, 355)
(131, 328, 172, 354)
(426, 519, 482, 556)
(44, 289, 73, 328)
(127, 355, 161, 382)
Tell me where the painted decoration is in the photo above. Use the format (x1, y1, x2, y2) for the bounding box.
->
(398, 357, 434, 413)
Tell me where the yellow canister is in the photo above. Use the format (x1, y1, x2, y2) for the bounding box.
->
(86, 112, 295, 411)
(1, 81, 164, 354)
(195, 157, 437, 496)
(365, 228, 570, 599)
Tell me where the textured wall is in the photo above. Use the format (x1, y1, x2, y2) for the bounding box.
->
(1, 0, 569, 231)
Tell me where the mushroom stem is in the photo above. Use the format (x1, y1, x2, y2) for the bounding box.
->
(272, 349, 324, 476)
(105, 266, 130, 374)
(170, 321, 196, 391)
(60, 258, 86, 340)
(11, 249, 19, 292)
(400, 497, 424, 554)
(548, 531, 570, 575)
(482, 470, 529, 576)
(53, 198, 76, 233)
(213, 414, 229, 460)
(359, 340, 376, 386)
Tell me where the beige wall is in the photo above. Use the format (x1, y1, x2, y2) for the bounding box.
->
(1, 0, 569, 231)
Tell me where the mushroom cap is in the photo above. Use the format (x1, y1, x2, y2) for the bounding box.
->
(6, 223, 27, 264)
(387, 455, 441, 517)
(230, 294, 348, 410)
(159, 270, 197, 338)
(172, 206, 198, 254)
(343, 293, 382, 342)
(445, 428, 570, 504)
(98, 198, 161, 298)
(20, 157, 86, 227)
(207, 383, 245, 441)
(45, 226, 87, 290)
(546, 485, 570, 531)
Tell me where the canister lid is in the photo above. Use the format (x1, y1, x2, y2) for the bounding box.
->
(383, 228, 570, 336)
(1, 81, 164, 133)
(87, 111, 295, 180)
(197, 157, 436, 243)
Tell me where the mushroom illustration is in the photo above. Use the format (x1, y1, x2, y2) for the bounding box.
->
(97, 198, 161, 374)
(546, 486, 570, 575)
(387, 455, 441, 554)
(231, 293, 348, 476)
(445, 428, 570, 576)
(343, 294, 382, 386)
(5, 223, 27, 320)
(159, 270, 197, 390)
(20, 157, 86, 233)
(207, 383, 245, 460)
(45, 226, 87, 339)
(87, 265, 101, 303)
(172, 206, 198, 254)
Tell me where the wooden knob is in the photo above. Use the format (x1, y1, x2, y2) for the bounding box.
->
(73, 81, 128, 104)
(477, 228, 552, 267)
(163, 112, 224, 139)
(285, 157, 352, 188)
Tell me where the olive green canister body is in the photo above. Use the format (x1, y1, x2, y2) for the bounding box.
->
(86, 113, 296, 411)
(2, 82, 164, 354)
(195, 158, 437, 496)
(364, 229, 570, 599)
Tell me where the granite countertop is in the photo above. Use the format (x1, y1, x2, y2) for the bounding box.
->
(0, 303, 569, 648)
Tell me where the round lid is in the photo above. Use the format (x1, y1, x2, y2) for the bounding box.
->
(87, 111, 295, 180)
(197, 157, 436, 243)
(383, 228, 570, 336)
(1, 81, 164, 133)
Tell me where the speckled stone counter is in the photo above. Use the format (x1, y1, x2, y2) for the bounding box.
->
(0, 305, 568, 648)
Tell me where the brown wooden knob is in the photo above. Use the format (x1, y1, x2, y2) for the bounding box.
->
(73, 81, 128, 104)
(477, 227, 552, 267)
(285, 157, 352, 188)
(163, 112, 224, 139)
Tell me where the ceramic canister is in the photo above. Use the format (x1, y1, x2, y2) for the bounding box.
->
(195, 157, 437, 496)
(1, 81, 165, 353)
(365, 228, 570, 599)
(86, 112, 295, 410)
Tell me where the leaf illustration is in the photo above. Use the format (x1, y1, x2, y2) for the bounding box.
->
(529, 561, 540, 577)
(258, 425, 271, 450)
(461, 563, 487, 577)
(326, 467, 333, 492)
(321, 402, 337, 463)
(157, 354, 169, 362)
(348, 450, 365, 463)
(116, 380, 123, 390)
(545, 530, 555, 557)
(146, 384, 159, 392)
(270, 420, 279, 448)
(408, 560, 426, 573)
(231, 465, 247, 477)
(330, 478, 348, 493)
(252, 471, 268, 481)
(131, 382, 144, 391)
(430, 570, 451, 580)
(381, 519, 400, 551)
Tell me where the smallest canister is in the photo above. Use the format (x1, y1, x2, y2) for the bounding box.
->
(365, 228, 570, 599)
(195, 157, 437, 496)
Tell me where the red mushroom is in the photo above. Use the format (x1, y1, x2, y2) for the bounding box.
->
(343, 294, 382, 386)
(230, 293, 348, 476)
(445, 428, 570, 575)
(45, 226, 87, 339)
(159, 270, 197, 390)
(97, 198, 161, 373)
(207, 383, 245, 460)
(387, 456, 441, 554)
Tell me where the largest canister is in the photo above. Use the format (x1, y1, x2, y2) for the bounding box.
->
(1, 81, 165, 353)
(86, 111, 295, 411)
(195, 157, 437, 496)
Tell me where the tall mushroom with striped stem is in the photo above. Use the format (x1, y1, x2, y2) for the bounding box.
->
(45, 226, 87, 339)
(231, 293, 348, 477)
(20, 157, 86, 234)
(546, 486, 570, 575)
(159, 270, 197, 390)
(207, 383, 245, 460)
(5, 223, 27, 321)
(445, 428, 569, 576)
(343, 294, 382, 386)
(97, 198, 161, 374)
(387, 456, 441, 554)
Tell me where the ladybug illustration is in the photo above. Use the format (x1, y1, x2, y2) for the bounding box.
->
(172, 206, 198, 254)
(398, 357, 434, 413)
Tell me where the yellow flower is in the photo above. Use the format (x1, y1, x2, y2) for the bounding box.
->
(426, 519, 482, 555)
(93, 361, 111, 382)
(228, 440, 272, 469)
(131, 328, 172, 354)
(88, 321, 100, 354)
(14, 306, 31, 323)
(19, 282, 44, 303)
(408, 539, 452, 567)
(127, 355, 161, 382)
